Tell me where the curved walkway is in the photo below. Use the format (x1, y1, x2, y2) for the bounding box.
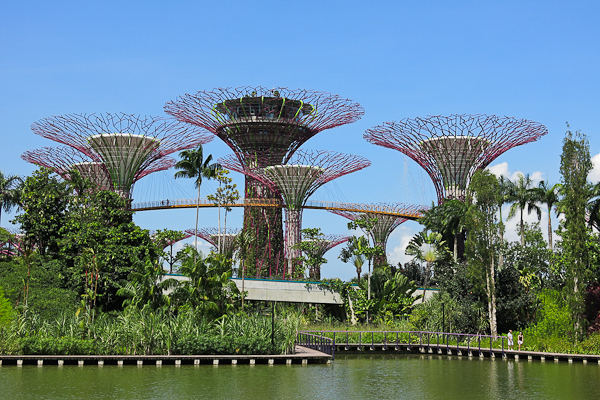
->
(131, 198, 425, 219)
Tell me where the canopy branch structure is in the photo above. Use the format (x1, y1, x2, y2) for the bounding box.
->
(28, 113, 212, 199)
(331, 205, 423, 268)
(304, 234, 350, 280)
(220, 149, 370, 275)
(22, 146, 175, 195)
(364, 114, 548, 203)
(166, 87, 364, 277)
(186, 227, 241, 256)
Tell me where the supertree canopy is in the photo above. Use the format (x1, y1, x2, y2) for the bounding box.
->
(186, 228, 240, 256)
(331, 205, 419, 268)
(30, 113, 212, 199)
(22, 145, 175, 196)
(164, 86, 364, 165)
(304, 234, 349, 280)
(220, 150, 370, 275)
(165, 87, 364, 276)
(364, 114, 548, 203)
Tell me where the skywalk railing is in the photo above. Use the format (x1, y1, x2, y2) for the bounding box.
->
(131, 198, 425, 219)
(301, 330, 507, 357)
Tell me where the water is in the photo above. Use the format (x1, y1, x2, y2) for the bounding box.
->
(1, 355, 599, 399)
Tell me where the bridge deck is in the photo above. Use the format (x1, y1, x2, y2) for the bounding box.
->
(131, 198, 425, 219)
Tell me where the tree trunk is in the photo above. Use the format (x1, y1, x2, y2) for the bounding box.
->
(486, 259, 498, 336)
(498, 207, 504, 269)
(348, 292, 357, 325)
(241, 260, 245, 310)
(421, 261, 430, 303)
(217, 204, 221, 253)
(520, 208, 525, 247)
(548, 213, 553, 251)
(453, 234, 458, 263)
(194, 185, 200, 263)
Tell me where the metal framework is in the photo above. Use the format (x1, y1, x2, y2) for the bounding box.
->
(330, 204, 423, 267)
(30, 113, 212, 198)
(165, 87, 364, 277)
(164, 86, 364, 165)
(305, 234, 350, 279)
(149, 231, 193, 250)
(0, 228, 24, 257)
(220, 150, 370, 274)
(131, 198, 426, 219)
(364, 114, 548, 203)
(186, 227, 241, 255)
(22, 146, 175, 194)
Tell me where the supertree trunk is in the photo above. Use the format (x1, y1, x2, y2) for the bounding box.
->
(373, 240, 388, 269)
(285, 208, 302, 276)
(243, 177, 283, 277)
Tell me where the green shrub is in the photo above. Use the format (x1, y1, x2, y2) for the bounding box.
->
(18, 336, 96, 355)
(0, 286, 12, 328)
(172, 335, 274, 355)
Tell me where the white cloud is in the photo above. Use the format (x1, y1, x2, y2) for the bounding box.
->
(590, 151, 600, 183)
(487, 162, 509, 178)
(487, 162, 544, 183)
(386, 225, 418, 266)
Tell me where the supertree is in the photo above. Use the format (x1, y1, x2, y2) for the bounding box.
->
(303, 234, 349, 280)
(165, 86, 364, 274)
(22, 146, 175, 194)
(186, 227, 241, 256)
(364, 114, 548, 204)
(29, 113, 212, 199)
(220, 150, 370, 276)
(331, 204, 423, 268)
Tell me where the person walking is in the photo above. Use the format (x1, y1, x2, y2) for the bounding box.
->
(517, 332, 524, 351)
(507, 330, 514, 350)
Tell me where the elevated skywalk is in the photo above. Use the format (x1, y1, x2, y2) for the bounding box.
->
(132, 198, 425, 219)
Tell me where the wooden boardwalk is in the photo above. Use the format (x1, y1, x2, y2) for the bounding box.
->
(0, 346, 331, 367)
(335, 342, 600, 363)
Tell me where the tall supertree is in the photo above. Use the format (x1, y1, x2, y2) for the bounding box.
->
(364, 114, 548, 204)
(29, 113, 212, 199)
(220, 150, 370, 276)
(22, 146, 175, 194)
(165, 87, 364, 274)
(186, 227, 241, 256)
(331, 204, 424, 268)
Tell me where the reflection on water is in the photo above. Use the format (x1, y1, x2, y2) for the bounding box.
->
(1, 354, 600, 399)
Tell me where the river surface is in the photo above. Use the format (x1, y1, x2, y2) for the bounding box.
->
(1, 354, 599, 399)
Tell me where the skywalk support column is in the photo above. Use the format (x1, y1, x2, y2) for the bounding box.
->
(167, 87, 364, 276)
(221, 150, 370, 277)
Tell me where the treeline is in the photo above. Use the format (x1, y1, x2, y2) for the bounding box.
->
(401, 130, 600, 351)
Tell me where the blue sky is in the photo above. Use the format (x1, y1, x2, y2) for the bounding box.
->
(1, 1, 599, 280)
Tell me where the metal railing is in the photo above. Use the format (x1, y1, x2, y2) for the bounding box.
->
(296, 332, 335, 358)
(301, 330, 506, 357)
(131, 198, 424, 219)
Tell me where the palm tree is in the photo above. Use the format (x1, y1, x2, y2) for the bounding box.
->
(405, 230, 445, 302)
(506, 173, 541, 246)
(0, 171, 23, 226)
(534, 180, 561, 250)
(584, 182, 600, 232)
(496, 175, 513, 267)
(174, 145, 221, 262)
(351, 254, 366, 282)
